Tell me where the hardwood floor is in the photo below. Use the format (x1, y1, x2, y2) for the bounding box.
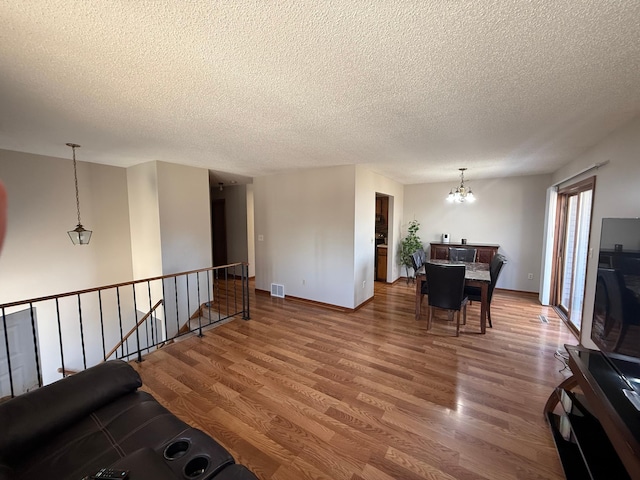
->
(133, 280, 578, 480)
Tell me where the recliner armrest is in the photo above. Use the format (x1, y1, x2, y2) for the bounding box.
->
(0, 360, 142, 461)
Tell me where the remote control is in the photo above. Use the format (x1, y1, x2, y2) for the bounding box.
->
(90, 468, 129, 480)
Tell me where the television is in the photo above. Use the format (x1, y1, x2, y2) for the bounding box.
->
(591, 218, 640, 395)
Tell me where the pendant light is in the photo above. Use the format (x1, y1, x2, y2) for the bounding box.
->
(66, 143, 92, 245)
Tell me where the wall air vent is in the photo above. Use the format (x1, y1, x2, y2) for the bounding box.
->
(270, 283, 285, 298)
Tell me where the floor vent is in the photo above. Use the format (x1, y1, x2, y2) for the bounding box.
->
(270, 283, 285, 298)
(539, 314, 549, 324)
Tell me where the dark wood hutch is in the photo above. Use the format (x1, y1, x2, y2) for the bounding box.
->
(429, 242, 500, 264)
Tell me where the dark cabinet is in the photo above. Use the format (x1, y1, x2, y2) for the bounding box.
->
(376, 246, 387, 281)
(375, 196, 389, 221)
(429, 243, 499, 263)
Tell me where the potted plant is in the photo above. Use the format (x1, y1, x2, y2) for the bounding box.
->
(399, 219, 423, 282)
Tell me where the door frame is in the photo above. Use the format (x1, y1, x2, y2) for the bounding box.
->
(551, 176, 596, 335)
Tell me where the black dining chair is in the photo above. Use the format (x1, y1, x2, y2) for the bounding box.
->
(464, 253, 506, 328)
(412, 249, 428, 304)
(425, 262, 468, 336)
(449, 247, 477, 263)
(411, 249, 426, 275)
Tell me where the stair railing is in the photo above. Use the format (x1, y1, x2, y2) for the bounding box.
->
(0, 262, 250, 398)
(104, 299, 164, 364)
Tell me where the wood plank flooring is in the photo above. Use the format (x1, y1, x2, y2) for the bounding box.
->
(132, 280, 578, 480)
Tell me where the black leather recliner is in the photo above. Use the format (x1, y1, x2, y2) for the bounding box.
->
(0, 360, 258, 480)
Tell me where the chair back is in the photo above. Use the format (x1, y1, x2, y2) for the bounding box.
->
(449, 247, 477, 263)
(425, 263, 466, 310)
(487, 254, 507, 301)
(411, 249, 426, 274)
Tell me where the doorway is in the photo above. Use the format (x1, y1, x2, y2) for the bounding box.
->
(552, 177, 595, 334)
(211, 198, 228, 266)
(375, 194, 390, 282)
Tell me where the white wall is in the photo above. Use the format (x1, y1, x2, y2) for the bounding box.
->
(254, 166, 356, 308)
(550, 115, 640, 348)
(157, 161, 212, 274)
(253, 165, 403, 309)
(404, 174, 551, 292)
(246, 184, 255, 278)
(0, 149, 133, 301)
(0, 149, 134, 383)
(127, 162, 162, 279)
(354, 168, 375, 305)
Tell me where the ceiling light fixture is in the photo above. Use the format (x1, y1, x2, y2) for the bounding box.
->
(66, 143, 92, 245)
(446, 168, 475, 203)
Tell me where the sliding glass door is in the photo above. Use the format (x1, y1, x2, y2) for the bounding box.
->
(554, 178, 595, 333)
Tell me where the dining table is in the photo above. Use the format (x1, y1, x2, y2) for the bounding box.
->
(415, 259, 492, 333)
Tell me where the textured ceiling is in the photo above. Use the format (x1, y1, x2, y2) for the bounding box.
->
(1, 1, 639, 185)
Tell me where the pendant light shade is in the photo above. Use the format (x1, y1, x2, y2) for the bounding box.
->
(66, 143, 92, 245)
(68, 223, 92, 245)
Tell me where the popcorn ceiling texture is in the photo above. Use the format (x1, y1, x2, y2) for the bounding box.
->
(0, 1, 639, 184)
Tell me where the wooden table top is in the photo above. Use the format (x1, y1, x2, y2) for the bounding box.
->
(422, 259, 491, 283)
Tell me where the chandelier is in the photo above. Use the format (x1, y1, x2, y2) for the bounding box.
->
(66, 143, 92, 245)
(446, 168, 476, 203)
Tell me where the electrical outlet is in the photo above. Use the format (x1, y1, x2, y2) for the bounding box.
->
(258, 234, 264, 241)
(527, 273, 534, 280)
(302, 279, 305, 286)
(362, 280, 366, 289)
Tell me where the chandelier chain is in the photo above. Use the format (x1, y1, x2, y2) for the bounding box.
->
(70, 144, 81, 225)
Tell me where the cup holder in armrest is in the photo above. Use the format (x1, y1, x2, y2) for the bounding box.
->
(184, 456, 210, 478)
(163, 439, 190, 460)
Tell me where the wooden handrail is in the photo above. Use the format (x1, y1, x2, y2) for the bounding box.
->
(104, 299, 164, 361)
(57, 367, 80, 377)
(0, 262, 247, 309)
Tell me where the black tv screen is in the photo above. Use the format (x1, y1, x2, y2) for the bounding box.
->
(591, 218, 640, 382)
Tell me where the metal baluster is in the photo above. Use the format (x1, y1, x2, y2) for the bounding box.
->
(206, 268, 212, 326)
(139, 284, 150, 355)
(243, 263, 250, 320)
(225, 268, 230, 319)
(233, 264, 238, 316)
(162, 278, 168, 342)
(98, 290, 106, 360)
(197, 272, 203, 337)
(147, 281, 155, 348)
(216, 269, 221, 322)
(186, 274, 191, 334)
(29, 303, 43, 386)
(116, 287, 125, 359)
(132, 285, 142, 362)
(2, 307, 15, 398)
(174, 276, 179, 335)
(55, 299, 66, 375)
(77, 295, 87, 370)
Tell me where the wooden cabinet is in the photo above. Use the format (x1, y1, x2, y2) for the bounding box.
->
(375, 196, 389, 220)
(429, 243, 499, 264)
(376, 246, 387, 281)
